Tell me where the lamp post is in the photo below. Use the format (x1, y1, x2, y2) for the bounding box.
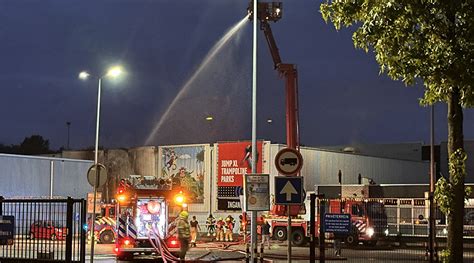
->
(79, 66, 123, 263)
(66, 122, 71, 150)
(429, 104, 436, 262)
(251, 0, 258, 261)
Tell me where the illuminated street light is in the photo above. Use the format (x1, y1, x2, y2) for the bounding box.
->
(205, 116, 214, 121)
(79, 65, 124, 263)
(106, 66, 123, 78)
(78, 71, 90, 80)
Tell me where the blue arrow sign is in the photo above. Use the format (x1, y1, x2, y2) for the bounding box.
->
(274, 176, 304, 205)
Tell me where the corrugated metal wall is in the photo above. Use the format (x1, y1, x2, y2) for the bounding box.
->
(268, 144, 430, 192)
(0, 154, 93, 198)
(318, 142, 423, 161)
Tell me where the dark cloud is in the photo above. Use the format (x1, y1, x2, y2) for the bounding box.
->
(0, 0, 472, 150)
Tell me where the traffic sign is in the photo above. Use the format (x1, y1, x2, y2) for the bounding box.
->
(87, 164, 107, 188)
(274, 148, 303, 175)
(274, 176, 304, 205)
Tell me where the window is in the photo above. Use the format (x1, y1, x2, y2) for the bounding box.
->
(352, 204, 364, 217)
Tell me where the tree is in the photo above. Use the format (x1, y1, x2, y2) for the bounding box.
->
(320, 1, 473, 261)
(19, 135, 51, 155)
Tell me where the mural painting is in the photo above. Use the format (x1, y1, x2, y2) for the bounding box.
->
(160, 145, 206, 204)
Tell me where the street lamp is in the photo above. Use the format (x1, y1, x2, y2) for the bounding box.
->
(79, 66, 123, 165)
(66, 122, 71, 150)
(79, 65, 124, 263)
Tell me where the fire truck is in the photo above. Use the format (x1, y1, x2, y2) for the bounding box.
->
(88, 204, 116, 244)
(268, 195, 388, 246)
(113, 178, 183, 261)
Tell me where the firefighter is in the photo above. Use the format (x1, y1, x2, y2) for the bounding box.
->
(238, 215, 245, 236)
(216, 217, 225, 241)
(189, 216, 201, 247)
(224, 217, 234, 242)
(226, 214, 236, 228)
(206, 214, 216, 237)
(177, 211, 190, 261)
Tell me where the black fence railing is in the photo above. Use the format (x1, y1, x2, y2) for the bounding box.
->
(315, 197, 474, 263)
(0, 197, 86, 263)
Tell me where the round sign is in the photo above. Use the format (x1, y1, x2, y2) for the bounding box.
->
(87, 163, 108, 188)
(274, 148, 303, 175)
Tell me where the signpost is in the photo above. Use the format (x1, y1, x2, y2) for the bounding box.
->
(274, 148, 304, 263)
(0, 216, 14, 245)
(243, 174, 270, 211)
(274, 176, 304, 263)
(87, 163, 107, 263)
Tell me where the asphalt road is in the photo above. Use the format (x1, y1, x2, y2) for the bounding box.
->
(3, 239, 474, 262)
(88, 241, 474, 263)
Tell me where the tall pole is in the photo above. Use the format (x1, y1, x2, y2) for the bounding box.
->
(90, 77, 102, 263)
(251, 0, 258, 262)
(66, 122, 71, 150)
(95, 78, 102, 166)
(49, 160, 54, 198)
(429, 104, 436, 262)
(287, 205, 292, 263)
(430, 105, 435, 194)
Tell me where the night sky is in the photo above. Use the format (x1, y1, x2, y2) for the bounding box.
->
(1, 0, 472, 150)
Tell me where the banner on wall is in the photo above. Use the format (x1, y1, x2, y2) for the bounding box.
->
(160, 145, 207, 204)
(217, 141, 263, 210)
(217, 141, 263, 187)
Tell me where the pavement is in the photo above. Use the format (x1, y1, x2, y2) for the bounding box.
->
(91, 234, 348, 262)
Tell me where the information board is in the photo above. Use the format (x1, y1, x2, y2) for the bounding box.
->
(87, 192, 102, 214)
(243, 174, 270, 211)
(0, 216, 14, 245)
(324, 213, 351, 234)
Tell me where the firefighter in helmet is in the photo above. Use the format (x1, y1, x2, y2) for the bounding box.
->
(224, 216, 234, 242)
(206, 213, 216, 237)
(215, 217, 225, 241)
(177, 211, 190, 261)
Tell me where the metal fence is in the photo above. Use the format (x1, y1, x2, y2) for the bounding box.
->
(315, 197, 474, 263)
(0, 197, 86, 263)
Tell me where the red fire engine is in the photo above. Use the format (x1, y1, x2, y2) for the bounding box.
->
(87, 204, 116, 244)
(113, 179, 183, 261)
(269, 196, 388, 246)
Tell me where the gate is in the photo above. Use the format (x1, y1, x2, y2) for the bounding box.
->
(0, 197, 86, 263)
(312, 196, 474, 263)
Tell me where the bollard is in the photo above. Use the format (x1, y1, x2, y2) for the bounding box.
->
(253, 246, 258, 263)
(259, 243, 264, 263)
(246, 238, 250, 263)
